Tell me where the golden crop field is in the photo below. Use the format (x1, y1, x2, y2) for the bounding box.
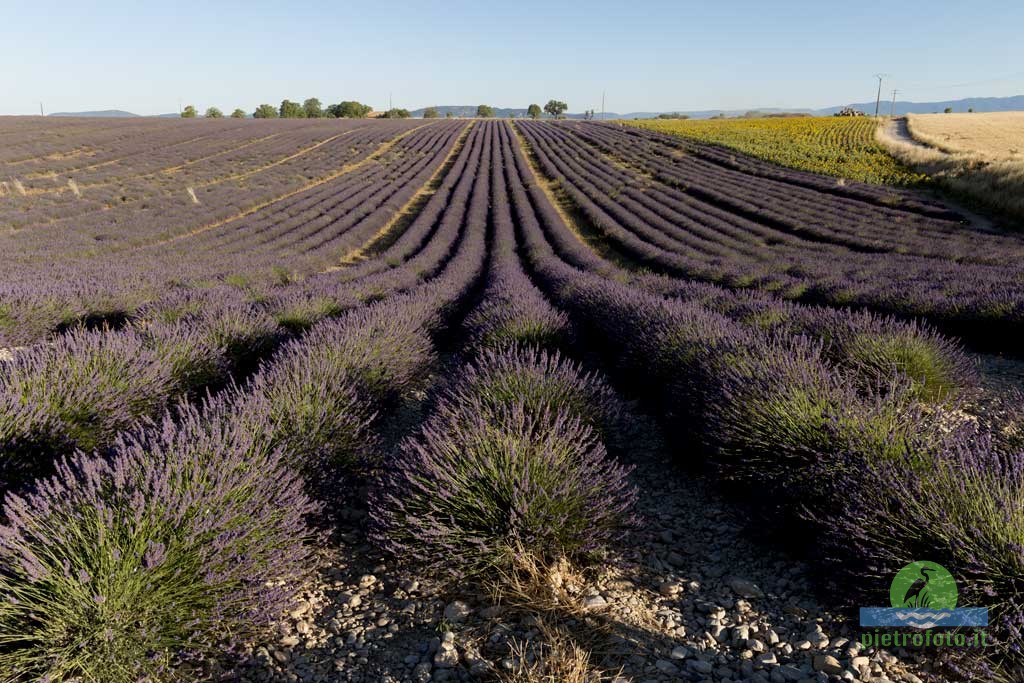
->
(907, 111, 1024, 159)
(876, 112, 1024, 226)
(624, 116, 926, 186)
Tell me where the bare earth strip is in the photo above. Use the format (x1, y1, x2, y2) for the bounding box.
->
(194, 126, 374, 189)
(335, 121, 476, 267)
(19, 132, 284, 196)
(20, 123, 254, 178)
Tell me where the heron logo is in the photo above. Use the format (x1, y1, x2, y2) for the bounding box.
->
(860, 560, 988, 632)
(889, 561, 957, 610)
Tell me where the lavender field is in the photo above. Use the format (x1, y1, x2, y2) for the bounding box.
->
(1, 116, 1022, 682)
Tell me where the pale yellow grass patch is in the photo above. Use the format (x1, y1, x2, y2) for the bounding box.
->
(186, 187, 199, 204)
(67, 179, 81, 197)
(907, 112, 1024, 159)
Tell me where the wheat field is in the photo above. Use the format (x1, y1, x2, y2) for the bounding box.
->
(907, 111, 1024, 159)
(877, 112, 1024, 226)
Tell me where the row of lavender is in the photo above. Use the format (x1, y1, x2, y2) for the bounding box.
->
(3, 122, 423, 258)
(1, 119, 379, 229)
(0, 121, 477, 494)
(372, 124, 636, 576)
(0, 121, 463, 346)
(0, 122, 501, 681)
(624, 123, 955, 218)
(0, 116, 242, 166)
(504, 120, 1023, 671)
(568, 121, 1024, 265)
(517, 120, 1024, 349)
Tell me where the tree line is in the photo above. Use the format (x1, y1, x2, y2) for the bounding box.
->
(181, 98, 573, 120)
(180, 99, 391, 119)
(470, 101, 568, 119)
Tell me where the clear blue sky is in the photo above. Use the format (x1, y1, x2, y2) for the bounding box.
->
(2, 0, 1022, 115)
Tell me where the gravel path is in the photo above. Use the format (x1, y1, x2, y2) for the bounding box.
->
(881, 119, 938, 154)
(228, 410, 931, 683)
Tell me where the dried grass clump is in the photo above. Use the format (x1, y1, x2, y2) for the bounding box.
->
(499, 622, 607, 683)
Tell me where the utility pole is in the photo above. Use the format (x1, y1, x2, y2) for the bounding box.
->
(389, 93, 393, 111)
(601, 90, 606, 121)
(890, 89, 900, 117)
(39, 102, 44, 117)
(873, 74, 888, 117)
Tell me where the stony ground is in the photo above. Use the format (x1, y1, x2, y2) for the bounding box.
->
(227, 408, 935, 683)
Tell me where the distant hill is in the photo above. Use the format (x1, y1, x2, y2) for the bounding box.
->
(49, 109, 140, 118)
(815, 95, 1024, 117)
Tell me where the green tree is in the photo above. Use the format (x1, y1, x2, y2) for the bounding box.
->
(204, 107, 223, 118)
(423, 107, 440, 119)
(543, 100, 568, 119)
(280, 100, 305, 118)
(303, 98, 323, 118)
(230, 108, 246, 118)
(944, 107, 953, 114)
(527, 103, 542, 119)
(253, 104, 278, 119)
(445, 111, 453, 118)
(383, 108, 411, 119)
(181, 105, 197, 118)
(327, 101, 372, 118)
(476, 104, 494, 118)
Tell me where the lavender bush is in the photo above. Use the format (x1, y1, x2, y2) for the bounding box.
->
(464, 288, 570, 351)
(145, 318, 230, 395)
(0, 328, 174, 491)
(370, 401, 637, 577)
(241, 356, 377, 477)
(0, 396, 317, 682)
(444, 346, 622, 437)
(828, 431, 1024, 661)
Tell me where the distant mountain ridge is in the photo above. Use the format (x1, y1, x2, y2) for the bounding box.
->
(47, 95, 1024, 120)
(815, 95, 1024, 116)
